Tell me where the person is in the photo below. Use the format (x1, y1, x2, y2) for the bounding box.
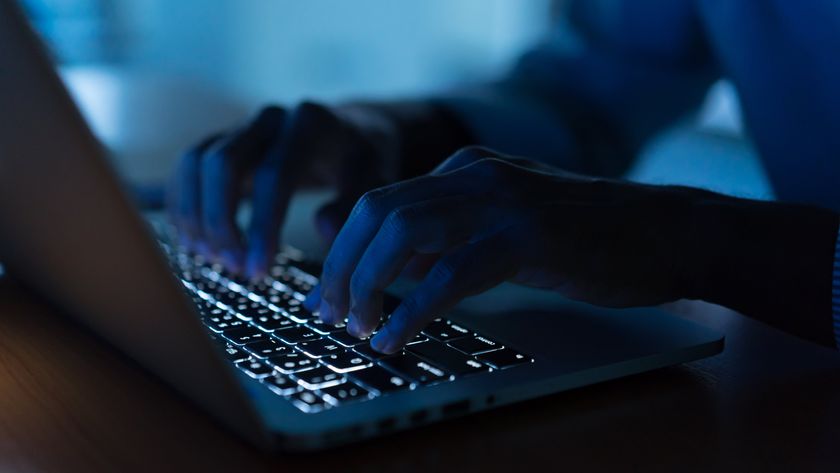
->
(167, 0, 840, 355)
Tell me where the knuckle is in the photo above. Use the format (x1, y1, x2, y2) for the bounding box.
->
(354, 188, 388, 219)
(292, 101, 332, 127)
(257, 104, 284, 119)
(382, 206, 414, 237)
(455, 145, 493, 161)
(469, 157, 514, 183)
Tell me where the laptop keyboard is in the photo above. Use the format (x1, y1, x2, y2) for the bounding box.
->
(159, 241, 534, 413)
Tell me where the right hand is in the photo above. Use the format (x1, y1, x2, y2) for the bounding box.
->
(167, 102, 397, 277)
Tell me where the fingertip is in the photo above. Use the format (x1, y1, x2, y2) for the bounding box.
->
(220, 248, 244, 275)
(346, 315, 370, 339)
(371, 327, 397, 354)
(195, 240, 213, 259)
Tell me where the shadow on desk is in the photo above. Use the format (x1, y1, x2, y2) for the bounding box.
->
(1, 277, 839, 472)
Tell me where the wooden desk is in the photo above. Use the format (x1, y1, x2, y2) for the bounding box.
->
(2, 277, 840, 473)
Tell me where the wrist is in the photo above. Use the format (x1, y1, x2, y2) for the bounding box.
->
(339, 100, 475, 179)
(332, 104, 402, 184)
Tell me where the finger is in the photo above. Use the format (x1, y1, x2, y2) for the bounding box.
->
(200, 107, 284, 271)
(245, 102, 331, 278)
(430, 145, 501, 175)
(400, 253, 440, 279)
(370, 233, 519, 354)
(168, 133, 223, 249)
(314, 196, 357, 245)
(347, 196, 513, 336)
(318, 173, 473, 331)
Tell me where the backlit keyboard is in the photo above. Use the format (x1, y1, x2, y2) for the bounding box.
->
(158, 240, 534, 413)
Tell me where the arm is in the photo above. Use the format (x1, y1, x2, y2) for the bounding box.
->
(169, 0, 720, 276)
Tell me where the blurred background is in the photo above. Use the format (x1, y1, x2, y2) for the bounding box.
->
(21, 0, 772, 202)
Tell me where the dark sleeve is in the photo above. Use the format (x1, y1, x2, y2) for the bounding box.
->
(687, 196, 840, 348)
(832, 225, 840, 347)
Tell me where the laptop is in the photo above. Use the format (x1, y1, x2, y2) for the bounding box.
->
(0, 0, 723, 451)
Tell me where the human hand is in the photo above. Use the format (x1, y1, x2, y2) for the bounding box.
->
(310, 146, 705, 353)
(167, 102, 397, 277)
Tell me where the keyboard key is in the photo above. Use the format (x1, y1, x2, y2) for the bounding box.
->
(219, 342, 250, 363)
(267, 352, 318, 374)
(306, 318, 346, 335)
(222, 326, 269, 345)
(241, 279, 274, 300)
(228, 298, 269, 320)
(476, 347, 532, 369)
(321, 382, 371, 405)
(212, 288, 245, 308)
(201, 305, 231, 321)
(202, 311, 246, 332)
(297, 338, 344, 358)
(350, 365, 414, 394)
(321, 351, 373, 373)
(236, 359, 274, 379)
(262, 288, 296, 307)
(262, 373, 300, 396)
(380, 353, 451, 385)
(243, 338, 289, 359)
(329, 331, 368, 347)
(408, 340, 488, 376)
(284, 304, 316, 323)
(272, 326, 321, 344)
(353, 343, 391, 360)
(406, 334, 429, 345)
(251, 312, 296, 332)
(448, 335, 503, 355)
(422, 319, 471, 342)
(293, 366, 345, 390)
(192, 279, 221, 294)
(289, 390, 329, 413)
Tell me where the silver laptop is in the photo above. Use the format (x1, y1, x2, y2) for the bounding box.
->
(0, 0, 723, 451)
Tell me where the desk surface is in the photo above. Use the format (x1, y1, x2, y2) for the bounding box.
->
(2, 282, 840, 472)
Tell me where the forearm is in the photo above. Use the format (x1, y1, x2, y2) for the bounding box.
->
(685, 194, 839, 348)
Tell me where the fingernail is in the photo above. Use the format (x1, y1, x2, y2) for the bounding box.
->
(347, 316, 368, 339)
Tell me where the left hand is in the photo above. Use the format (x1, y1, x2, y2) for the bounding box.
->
(308, 146, 705, 353)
